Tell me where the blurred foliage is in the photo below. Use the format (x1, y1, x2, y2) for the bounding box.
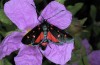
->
(56, 0, 66, 4)
(67, 3, 83, 15)
(0, 9, 12, 25)
(0, 59, 12, 65)
(0, 0, 100, 65)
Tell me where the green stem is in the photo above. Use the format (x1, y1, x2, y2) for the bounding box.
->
(82, 57, 85, 65)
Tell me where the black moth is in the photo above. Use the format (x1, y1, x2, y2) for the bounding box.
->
(21, 20, 73, 50)
(21, 4, 73, 50)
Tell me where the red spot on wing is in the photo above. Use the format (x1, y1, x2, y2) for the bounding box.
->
(47, 31, 59, 42)
(35, 32, 44, 43)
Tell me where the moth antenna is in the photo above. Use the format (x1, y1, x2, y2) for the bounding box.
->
(31, 3, 65, 22)
(26, 1, 43, 22)
(46, 10, 65, 20)
(31, 4, 45, 23)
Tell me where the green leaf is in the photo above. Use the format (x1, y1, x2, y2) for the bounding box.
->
(2, 23, 17, 31)
(90, 5, 96, 21)
(0, 23, 17, 36)
(78, 60, 84, 65)
(67, 3, 83, 15)
(0, 59, 12, 65)
(0, 60, 3, 65)
(5, 31, 16, 36)
(68, 18, 87, 35)
(82, 56, 90, 65)
(71, 52, 81, 62)
(0, 31, 6, 37)
(71, 36, 88, 62)
(81, 30, 90, 39)
(56, 0, 66, 4)
(74, 36, 82, 50)
(80, 18, 87, 25)
(0, 9, 12, 25)
(93, 24, 100, 36)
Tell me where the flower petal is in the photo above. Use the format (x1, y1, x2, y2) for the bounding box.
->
(39, 1, 72, 29)
(14, 45, 42, 65)
(82, 39, 92, 54)
(88, 50, 100, 65)
(4, 0, 39, 31)
(0, 32, 24, 59)
(41, 41, 74, 64)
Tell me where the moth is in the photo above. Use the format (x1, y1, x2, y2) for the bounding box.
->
(21, 3, 73, 50)
(21, 20, 73, 50)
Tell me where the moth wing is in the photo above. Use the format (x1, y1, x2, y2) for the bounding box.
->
(47, 31, 59, 43)
(21, 24, 43, 45)
(48, 24, 73, 44)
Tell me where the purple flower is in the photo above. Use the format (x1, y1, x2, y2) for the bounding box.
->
(82, 39, 92, 54)
(0, 0, 74, 65)
(88, 50, 100, 65)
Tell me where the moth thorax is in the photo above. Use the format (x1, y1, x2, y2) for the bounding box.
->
(43, 25, 47, 37)
(43, 25, 47, 31)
